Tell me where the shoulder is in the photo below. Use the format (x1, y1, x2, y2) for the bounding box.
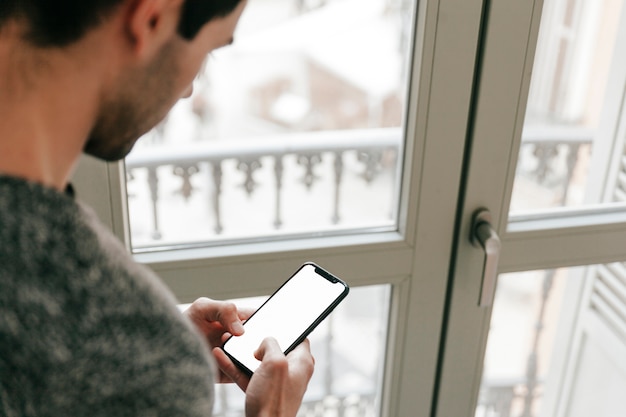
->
(0, 175, 215, 416)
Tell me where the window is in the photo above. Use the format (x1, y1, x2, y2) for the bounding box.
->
(74, 0, 519, 415)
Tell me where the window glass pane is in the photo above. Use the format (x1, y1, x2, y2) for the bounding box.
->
(476, 264, 626, 417)
(211, 285, 390, 417)
(124, 0, 413, 251)
(510, 0, 626, 215)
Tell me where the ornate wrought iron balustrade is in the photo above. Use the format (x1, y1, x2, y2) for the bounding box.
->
(517, 125, 594, 207)
(126, 128, 402, 245)
(125, 124, 593, 248)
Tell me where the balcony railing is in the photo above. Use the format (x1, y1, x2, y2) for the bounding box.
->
(126, 124, 593, 249)
(125, 128, 402, 248)
(515, 124, 594, 209)
(477, 377, 544, 417)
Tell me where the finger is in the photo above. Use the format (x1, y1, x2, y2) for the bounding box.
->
(188, 298, 244, 336)
(212, 347, 250, 392)
(218, 307, 256, 344)
(286, 339, 315, 378)
(253, 337, 284, 362)
(216, 306, 256, 344)
(293, 337, 311, 352)
(220, 332, 233, 345)
(238, 306, 256, 321)
(253, 338, 290, 385)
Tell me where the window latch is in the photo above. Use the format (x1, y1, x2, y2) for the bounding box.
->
(470, 208, 501, 308)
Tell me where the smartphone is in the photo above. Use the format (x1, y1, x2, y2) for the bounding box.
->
(221, 262, 349, 375)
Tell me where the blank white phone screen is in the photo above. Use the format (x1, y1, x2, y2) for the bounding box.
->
(223, 264, 346, 373)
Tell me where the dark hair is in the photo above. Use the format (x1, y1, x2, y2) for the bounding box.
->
(178, 0, 242, 40)
(0, 0, 124, 47)
(0, 0, 242, 47)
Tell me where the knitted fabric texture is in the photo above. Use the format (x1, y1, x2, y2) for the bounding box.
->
(0, 175, 215, 416)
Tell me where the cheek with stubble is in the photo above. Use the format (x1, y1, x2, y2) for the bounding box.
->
(84, 42, 183, 161)
(85, 99, 166, 161)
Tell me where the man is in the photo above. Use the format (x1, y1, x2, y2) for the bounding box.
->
(0, 1, 314, 416)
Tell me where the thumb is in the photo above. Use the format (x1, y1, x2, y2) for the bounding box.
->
(254, 337, 282, 361)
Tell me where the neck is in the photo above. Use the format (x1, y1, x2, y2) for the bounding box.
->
(0, 33, 105, 191)
(0, 101, 89, 191)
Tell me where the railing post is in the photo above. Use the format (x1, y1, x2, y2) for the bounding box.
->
(173, 163, 200, 201)
(358, 149, 383, 183)
(562, 143, 581, 204)
(237, 158, 262, 195)
(297, 152, 322, 190)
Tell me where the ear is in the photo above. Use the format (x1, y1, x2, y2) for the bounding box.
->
(125, 0, 182, 58)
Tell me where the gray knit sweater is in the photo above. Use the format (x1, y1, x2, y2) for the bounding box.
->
(0, 175, 215, 416)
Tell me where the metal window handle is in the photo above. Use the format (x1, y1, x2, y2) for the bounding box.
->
(470, 209, 501, 308)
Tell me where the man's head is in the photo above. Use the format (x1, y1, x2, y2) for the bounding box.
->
(0, 0, 246, 161)
(85, 0, 248, 161)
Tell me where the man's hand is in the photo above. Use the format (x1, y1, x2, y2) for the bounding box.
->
(183, 297, 254, 382)
(213, 338, 315, 417)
